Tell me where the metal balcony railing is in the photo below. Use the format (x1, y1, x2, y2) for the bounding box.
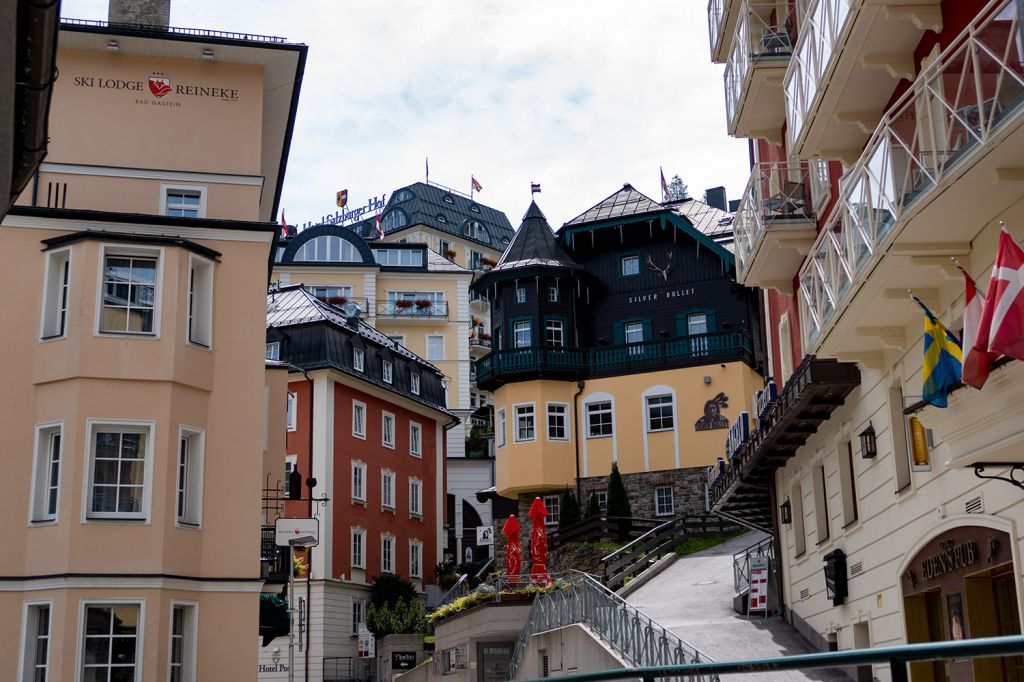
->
(260, 526, 289, 583)
(707, 0, 726, 59)
(797, 0, 1024, 349)
(376, 301, 448, 318)
(61, 17, 289, 43)
(469, 336, 492, 349)
(734, 160, 830, 279)
(725, 2, 796, 130)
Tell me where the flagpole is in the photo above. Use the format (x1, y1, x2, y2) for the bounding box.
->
(470, 176, 474, 200)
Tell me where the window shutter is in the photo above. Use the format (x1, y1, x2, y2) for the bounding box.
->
(675, 311, 695, 337)
(705, 309, 717, 332)
(641, 318, 653, 341)
(612, 323, 625, 346)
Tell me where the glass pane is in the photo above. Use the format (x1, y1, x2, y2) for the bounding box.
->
(130, 260, 156, 284)
(130, 284, 154, 307)
(92, 487, 117, 512)
(121, 434, 143, 458)
(112, 607, 138, 634)
(84, 637, 110, 664)
(82, 667, 108, 682)
(93, 461, 119, 484)
(110, 666, 136, 682)
(106, 258, 131, 281)
(119, 461, 144, 485)
(101, 307, 127, 331)
(111, 637, 136, 663)
(96, 433, 120, 457)
(127, 309, 153, 333)
(117, 488, 143, 513)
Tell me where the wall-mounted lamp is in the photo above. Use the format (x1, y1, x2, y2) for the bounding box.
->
(106, 39, 120, 52)
(858, 422, 877, 459)
(823, 548, 848, 606)
(779, 499, 792, 525)
(202, 47, 215, 61)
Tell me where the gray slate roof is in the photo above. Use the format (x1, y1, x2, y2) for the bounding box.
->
(668, 198, 735, 251)
(492, 201, 582, 272)
(563, 183, 665, 227)
(381, 182, 514, 249)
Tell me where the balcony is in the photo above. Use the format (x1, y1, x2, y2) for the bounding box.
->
(469, 335, 492, 358)
(798, 0, 1024, 359)
(725, 2, 796, 139)
(708, 0, 741, 63)
(476, 330, 756, 390)
(260, 526, 289, 584)
(785, 0, 941, 159)
(376, 301, 448, 320)
(734, 160, 830, 289)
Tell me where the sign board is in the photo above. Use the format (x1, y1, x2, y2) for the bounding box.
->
(275, 517, 319, 547)
(392, 652, 418, 670)
(748, 556, 770, 613)
(727, 412, 750, 458)
(358, 625, 375, 658)
(752, 381, 778, 420)
(476, 525, 494, 546)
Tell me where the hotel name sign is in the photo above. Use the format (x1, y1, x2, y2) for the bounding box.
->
(73, 72, 241, 108)
(919, 540, 979, 581)
(626, 287, 695, 306)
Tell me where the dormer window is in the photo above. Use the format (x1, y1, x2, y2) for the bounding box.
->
(436, 214, 448, 224)
(462, 220, 490, 244)
(469, 204, 481, 213)
(393, 189, 414, 203)
(442, 194, 455, 204)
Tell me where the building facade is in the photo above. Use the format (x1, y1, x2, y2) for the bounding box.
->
(474, 186, 765, 525)
(708, 1, 1024, 680)
(262, 286, 454, 681)
(0, 4, 305, 681)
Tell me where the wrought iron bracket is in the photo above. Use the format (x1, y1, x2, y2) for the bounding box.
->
(972, 462, 1024, 492)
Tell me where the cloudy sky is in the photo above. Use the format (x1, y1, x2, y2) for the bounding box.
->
(61, 0, 750, 227)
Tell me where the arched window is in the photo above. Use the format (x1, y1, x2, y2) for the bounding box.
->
(393, 189, 414, 203)
(294, 236, 362, 262)
(436, 214, 448, 224)
(469, 204, 481, 214)
(382, 210, 408, 232)
(462, 220, 490, 244)
(442, 194, 455, 204)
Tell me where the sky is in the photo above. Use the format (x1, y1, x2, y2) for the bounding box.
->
(60, 0, 751, 228)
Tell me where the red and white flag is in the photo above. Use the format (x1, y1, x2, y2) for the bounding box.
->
(660, 167, 668, 198)
(959, 265, 998, 388)
(471, 176, 483, 192)
(375, 213, 384, 239)
(279, 210, 290, 238)
(976, 228, 1024, 364)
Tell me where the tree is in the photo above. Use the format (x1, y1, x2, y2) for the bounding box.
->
(369, 573, 418, 610)
(586, 492, 601, 518)
(665, 175, 690, 201)
(558, 488, 581, 529)
(366, 597, 426, 637)
(606, 463, 632, 518)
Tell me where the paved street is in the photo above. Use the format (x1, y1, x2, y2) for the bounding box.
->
(627, 532, 849, 681)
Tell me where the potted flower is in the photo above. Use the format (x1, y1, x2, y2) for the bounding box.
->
(394, 299, 414, 311)
(326, 295, 348, 306)
(415, 299, 434, 312)
(444, 248, 457, 260)
(480, 332, 491, 342)
(480, 255, 498, 267)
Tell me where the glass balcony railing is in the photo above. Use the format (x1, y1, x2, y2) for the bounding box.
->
(708, 0, 726, 60)
(798, 0, 1024, 349)
(784, 0, 852, 150)
(734, 160, 830, 280)
(725, 2, 796, 131)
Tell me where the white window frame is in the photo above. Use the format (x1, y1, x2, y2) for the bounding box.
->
(286, 392, 297, 432)
(351, 527, 366, 569)
(410, 372, 421, 395)
(791, 482, 807, 557)
(353, 347, 365, 372)
(83, 420, 155, 522)
(381, 534, 395, 573)
(654, 486, 674, 517)
(496, 408, 507, 448)
(778, 313, 793, 381)
(19, 600, 52, 682)
(29, 422, 63, 524)
(595, 491, 607, 513)
(546, 403, 569, 441)
(409, 422, 422, 457)
(351, 461, 367, 502)
(624, 321, 644, 345)
(545, 319, 564, 347)
(383, 360, 394, 384)
(284, 455, 297, 499)
(621, 255, 640, 276)
(186, 254, 214, 349)
(513, 320, 532, 348)
(543, 494, 560, 526)
(409, 540, 423, 578)
(586, 401, 614, 438)
(96, 245, 163, 338)
(40, 247, 71, 340)
(516, 287, 527, 303)
(175, 427, 205, 528)
(514, 403, 536, 443)
(168, 600, 198, 682)
(409, 477, 422, 516)
(427, 335, 445, 361)
(352, 400, 366, 439)
(382, 412, 395, 449)
(77, 600, 145, 682)
(160, 183, 207, 218)
(381, 470, 395, 509)
(266, 342, 281, 361)
(351, 598, 365, 634)
(548, 285, 559, 302)
(645, 395, 675, 432)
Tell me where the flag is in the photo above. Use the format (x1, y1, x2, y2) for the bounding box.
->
(957, 265, 998, 388)
(531, 182, 541, 194)
(279, 210, 289, 238)
(375, 213, 384, 239)
(912, 295, 963, 408)
(660, 167, 668, 199)
(471, 176, 482, 192)
(336, 189, 348, 208)
(977, 228, 1024, 362)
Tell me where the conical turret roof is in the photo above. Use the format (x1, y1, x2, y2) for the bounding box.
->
(491, 201, 582, 272)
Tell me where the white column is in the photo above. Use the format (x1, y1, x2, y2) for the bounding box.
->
(311, 373, 335, 579)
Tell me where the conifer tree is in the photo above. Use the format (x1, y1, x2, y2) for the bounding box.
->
(606, 463, 632, 518)
(558, 488, 581, 529)
(586, 492, 601, 518)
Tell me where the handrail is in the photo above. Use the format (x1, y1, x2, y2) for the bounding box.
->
(434, 574, 470, 609)
(732, 535, 773, 596)
(520, 634, 1024, 682)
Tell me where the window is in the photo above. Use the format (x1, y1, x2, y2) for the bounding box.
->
(352, 598, 365, 634)
(496, 409, 507, 448)
(382, 412, 395, 448)
(410, 423, 422, 457)
(374, 249, 424, 267)
(494, 325, 503, 349)
(439, 240, 451, 257)
(791, 483, 806, 557)
(548, 285, 559, 302)
(21, 603, 51, 682)
(284, 456, 297, 498)
(382, 470, 395, 509)
(286, 392, 297, 432)
(309, 285, 353, 300)
(514, 404, 536, 442)
(41, 248, 70, 339)
(547, 403, 568, 441)
(427, 335, 445, 361)
(186, 256, 213, 347)
(352, 461, 366, 501)
(543, 494, 560, 526)
(889, 386, 912, 492)
(688, 313, 709, 354)
(383, 360, 393, 384)
(545, 320, 564, 347)
(838, 440, 859, 527)
(463, 220, 490, 243)
(443, 194, 455, 204)
(621, 255, 639, 276)
(353, 348, 365, 372)
(468, 250, 482, 270)
(394, 189, 414, 203)
(169, 603, 196, 682)
(646, 395, 675, 432)
(778, 313, 794, 381)
(351, 527, 366, 569)
(30, 423, 62, 523)
(812, 464, 830, 543)
(410, 372, 421, 395)
(516, 287, 526, 303)
(164, 187, 204, 217)
(595, 491, 607, 513)
(81, 604, 141, 682)
(655, 486, 674, 516)
(587, 401, 613, 438)
(176, 429, 204, 527)
(382, 210, 408, 232)
(295, 236, 361, 262)
(409, 478, 422, 516)
(437, 214, 448, 224)
(470, 204, 481, 214)
(514, 321, 532, 348)
(381, 534, 395, 573)
(265, 342, 280, 361)
(624, 321, 644, 345)
(353, 401, 366, 438)
(100, 254, 157, 335)
(410, 540, 422, 578)
(87, 424, 151, 519)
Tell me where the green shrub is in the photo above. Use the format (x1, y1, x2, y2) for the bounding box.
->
(606, 463, 631, 518)
(367, 597, 426, 637)
(558, 488, 581, 529)
(586, 493, 601, 518)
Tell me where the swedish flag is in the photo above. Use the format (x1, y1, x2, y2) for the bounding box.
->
(913, 296, 963, 408)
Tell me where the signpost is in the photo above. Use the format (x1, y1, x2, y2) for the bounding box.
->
(276, 518, 319, 682)
(748, 556, 770, 616)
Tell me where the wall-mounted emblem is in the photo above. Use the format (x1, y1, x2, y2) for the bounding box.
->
(336, 189, 349, 208)
(646, 251, 673, 282)
(148, 73, 171, 98)
(695, 392, 729, 431)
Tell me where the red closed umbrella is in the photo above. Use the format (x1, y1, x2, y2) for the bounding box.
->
(528, 497, 550, 584)
(502, 514, 522, 583)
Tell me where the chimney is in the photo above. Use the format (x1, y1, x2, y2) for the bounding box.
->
(704, 186, 728, 212)
(108, 0, 170, 28)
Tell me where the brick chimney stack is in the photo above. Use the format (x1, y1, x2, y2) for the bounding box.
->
(108, 0, 170, 28)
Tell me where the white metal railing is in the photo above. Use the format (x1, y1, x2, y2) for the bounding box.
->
(798, 0, 1024, 349)
(733, 160, 830, 279)
(725, 2, 796, 130)
(708, 0, 726, 59)
(784, 0, 854, 150)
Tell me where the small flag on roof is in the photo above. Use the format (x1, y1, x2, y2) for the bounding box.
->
(375, 214, 384, 239)
(471, 176, 482, 192)
(531, 182, 541, 194)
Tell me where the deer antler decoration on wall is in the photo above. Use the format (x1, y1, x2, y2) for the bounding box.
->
(646, 251, 673, 282)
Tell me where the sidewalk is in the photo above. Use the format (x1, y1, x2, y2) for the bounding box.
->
(626, 532, 849, 681)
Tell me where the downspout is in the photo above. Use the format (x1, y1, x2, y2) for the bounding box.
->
(572, 380, 585, 501)
(302, 366, 313, 682)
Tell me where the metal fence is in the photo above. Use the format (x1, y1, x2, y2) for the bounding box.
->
(732, 535, 773, 596)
